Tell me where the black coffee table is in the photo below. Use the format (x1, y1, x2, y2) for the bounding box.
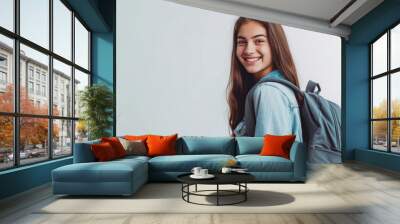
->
(177, 173, 255, 206)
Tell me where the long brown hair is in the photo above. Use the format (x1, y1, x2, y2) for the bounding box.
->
(227, 17, 300, 135)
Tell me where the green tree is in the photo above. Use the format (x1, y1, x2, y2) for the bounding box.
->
(79, 84, 113, 140)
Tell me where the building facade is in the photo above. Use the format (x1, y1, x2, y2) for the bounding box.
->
(0, 41, 79, 154)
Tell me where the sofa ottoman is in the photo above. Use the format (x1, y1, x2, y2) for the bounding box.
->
(52, 155, 149, 196)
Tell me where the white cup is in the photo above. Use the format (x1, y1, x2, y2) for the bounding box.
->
(200, 169, 208, 176)
(221, 167, 232, 174)
(191, 167, 202, 176)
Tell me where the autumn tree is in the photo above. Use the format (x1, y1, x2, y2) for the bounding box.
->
(391, 99, 400, 143)
(0, 85, 14, 150)
(372, 99, 400, 143)
(0, 84, 60, 152)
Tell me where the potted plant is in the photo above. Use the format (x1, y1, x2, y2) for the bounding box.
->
(79, 84, 113, 140)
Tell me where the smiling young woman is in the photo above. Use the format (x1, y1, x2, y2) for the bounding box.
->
(227, 17, 303, 141)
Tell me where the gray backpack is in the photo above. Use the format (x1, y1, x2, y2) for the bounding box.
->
(262, 78, 342, 164)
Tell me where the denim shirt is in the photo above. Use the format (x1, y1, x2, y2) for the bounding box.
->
(234, 70, 303, 142)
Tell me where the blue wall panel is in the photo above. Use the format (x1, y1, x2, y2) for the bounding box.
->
(92, 32, 114, 88)
(343, 44, 369, 159)
(355, 149, 400, 172)
(91, 32, 114, 135)
(344, 0, 400, 170)
(0, 158, 72, 199)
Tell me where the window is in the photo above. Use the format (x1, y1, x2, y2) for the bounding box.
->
(53, 59, 71, 117)
(54, 89, 58, 105)
(0, 0, 13, 32)
(42, 85, 46, 97)
(35, 70, 40, 81)
(371, 23, 400, 154)
(75, 18, 89, 70)
(0, 54, 8, 89)
(0, 116, 13, 170)
(0, 71, 6, 84)
(53, 0, 72, 60)
(0, 55, 7, 67)
(20, 117, 49, 165)
(53, 119, 72, 158)
(74, 69, 89, 118)
(29, 67, 34, 80)
(35, 84, 40, 95)
(28, 81, 34, 94)
(20, 0, 49, 49)
(0, 0, 91, 170)
(0, 34, 13, 113)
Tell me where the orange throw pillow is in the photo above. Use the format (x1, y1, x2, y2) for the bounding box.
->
(101, 137, 127, 158)
(259, 134, 296, 159)
(91, 142, 117, 161)
(146, 134, 178, 157)
(124, 135, 149, 141)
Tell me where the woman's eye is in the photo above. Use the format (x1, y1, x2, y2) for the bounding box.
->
(255, 39, 265, 44)
(237, 40, 247, 46)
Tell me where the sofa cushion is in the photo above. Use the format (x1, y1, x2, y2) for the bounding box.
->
(235, 137, 264, 155)
(148, 154, 235, 172)
(74, 139, 100, 163)
(177, 136, 235, 155)
(236, 155, 293, 172)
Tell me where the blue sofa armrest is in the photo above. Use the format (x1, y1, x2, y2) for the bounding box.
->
(289, 141, 307, 181)
(73, 140, 100, 163)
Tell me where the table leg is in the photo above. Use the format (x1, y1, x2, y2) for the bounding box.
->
(195, 184, 197, 192)
(217, 184, 219, 206)
(245, 183, 247, 201)
(187, 184, 190, 202)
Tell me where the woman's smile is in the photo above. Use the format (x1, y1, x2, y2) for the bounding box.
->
(243, 56, 262, 64)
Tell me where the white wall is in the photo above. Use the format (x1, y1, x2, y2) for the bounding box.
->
(116, 0, 341, 136)
(284, 26, 342, 103)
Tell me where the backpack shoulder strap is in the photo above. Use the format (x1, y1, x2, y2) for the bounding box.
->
(258, 77, 304, 98)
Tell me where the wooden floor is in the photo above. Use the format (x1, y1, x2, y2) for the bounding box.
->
(1, 162, 400, 224)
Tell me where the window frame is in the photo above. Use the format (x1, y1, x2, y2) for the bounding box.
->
(0, 0, 92, 171)
(370, 21, 400, 154)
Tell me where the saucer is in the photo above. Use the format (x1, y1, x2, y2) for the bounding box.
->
(190, 174, 215, 179)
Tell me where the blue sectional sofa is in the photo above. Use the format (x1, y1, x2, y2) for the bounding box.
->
(52, 136, 306, 196)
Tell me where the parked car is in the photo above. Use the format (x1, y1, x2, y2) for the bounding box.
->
(7, 153, 13, 161)
(8, 150, 32, 160)
(54, 149, 62, 156)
